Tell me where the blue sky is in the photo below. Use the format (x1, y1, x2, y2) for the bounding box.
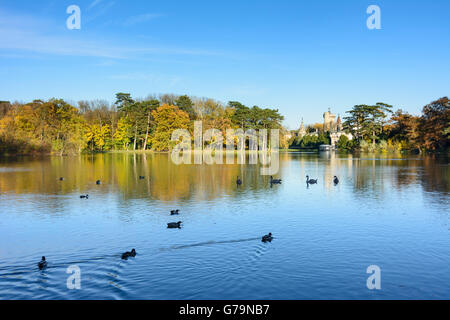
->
(0, 0, 449, 129)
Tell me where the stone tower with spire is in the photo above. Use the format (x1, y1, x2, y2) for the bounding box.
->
(298, 118, 306, 137)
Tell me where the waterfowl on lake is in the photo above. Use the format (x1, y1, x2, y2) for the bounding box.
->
(262, 233, 273, 243)
(236, 176, 242, 185)
(59, 177, 64, 181)
(333, 176, 339, 185)
(96, 180, 101, 185)
(121, 249, 137, 260)
(167, 221, 182, 229)
(139, 176, 145, 180)
(170, 210, 180, 215)
(270, 176, 282, 184)
(80, 194, 89, 199)
(306, 175, 318, 184)
(38, 256, 47, 270)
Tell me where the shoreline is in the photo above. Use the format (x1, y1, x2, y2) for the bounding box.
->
(1, 149, 447, 158)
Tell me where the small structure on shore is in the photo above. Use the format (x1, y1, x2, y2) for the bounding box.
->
(319, 144, 333, 151)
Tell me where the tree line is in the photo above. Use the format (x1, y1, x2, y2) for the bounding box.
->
(286, 97, 448, 153)
(0, 95, 447, 155)
(0, 94, 284, 155)
(338, 97, 449, 153)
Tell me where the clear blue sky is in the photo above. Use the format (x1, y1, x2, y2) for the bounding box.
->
(0, 0, 449, 129)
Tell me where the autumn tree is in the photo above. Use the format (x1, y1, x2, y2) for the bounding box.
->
(0, 101, 11, 118)
(113, 117, 132, 150)
(115, 93, 143, 150)
(36, 99, 86, 155)
(151, 104, 190, 151)
(420, 97, 450, 151)
(389, 110, 421, 151)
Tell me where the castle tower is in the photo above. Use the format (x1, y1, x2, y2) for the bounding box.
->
(298, 118, 306, 137)
(336, 114, 342, 132)
(323, 108, 336, 132)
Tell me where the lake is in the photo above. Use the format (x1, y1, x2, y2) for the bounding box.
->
(0, 152, 448, 300)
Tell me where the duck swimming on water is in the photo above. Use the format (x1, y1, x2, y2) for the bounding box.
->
(170, 210, 180, 215)
(80, 194, 89, 199)
(139, 176, 145, 180)
(262, 233, 273, 243)
(306, 175, 318, 184)
(121, 249, 137, 260)
(167, 221, 182, 229)
(96, 180, 101, 185)
(236, 176, 242, 185)
(38, 256, 47, 270)
(270, 176, 282, 184)
(59, 177, 64, 181)
(333, 176, 339, 185)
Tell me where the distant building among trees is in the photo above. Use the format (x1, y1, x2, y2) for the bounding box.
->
(323, 108, 353, 147)
(291, 108, 353, 150)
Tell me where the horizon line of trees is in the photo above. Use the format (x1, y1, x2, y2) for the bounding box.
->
(338, 97, 449, 153)
(1, 95, 448, 155)
(0, 93, 285, 155)
(287, 97, 448, 153)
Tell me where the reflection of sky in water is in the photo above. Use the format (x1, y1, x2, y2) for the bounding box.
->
(0, 153, 448, 299)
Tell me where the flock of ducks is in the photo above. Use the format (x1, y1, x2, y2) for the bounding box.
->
(37, 173, 340, 269)
(236, 175, 340, 187)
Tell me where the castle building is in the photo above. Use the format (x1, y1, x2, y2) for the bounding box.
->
(296, 109, 352, 148)
(323, 108, 337, 132)
(323, 109, 352, 146)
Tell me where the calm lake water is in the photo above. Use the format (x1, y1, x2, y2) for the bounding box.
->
(0, 152, 448, 300)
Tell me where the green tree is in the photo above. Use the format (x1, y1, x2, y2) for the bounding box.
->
(229, 101, 251, 129)
(344, 103, 392, 145)
(175, 95, 196, 119)
(115, 93, 134, 110)
(337, 135, 352, 150)
(142, 99, 160, 150)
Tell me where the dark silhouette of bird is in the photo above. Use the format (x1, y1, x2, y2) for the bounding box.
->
(236, 176, 242, 185)
(96, 180, 101, 185)
(80, 194, 89, 199)
(38, 256, 47, 270)
(167, 221, 182, 229)
(170, 210, 180, 215)
(270, 176, 282, 184)
(333, 176, 339, 185)
(262, 233, 273, 243)
(121, 249, 137, 260)
(306, 175, 318, 184)
(139, 176, 145, 180)
(59, 177, 64, 181)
